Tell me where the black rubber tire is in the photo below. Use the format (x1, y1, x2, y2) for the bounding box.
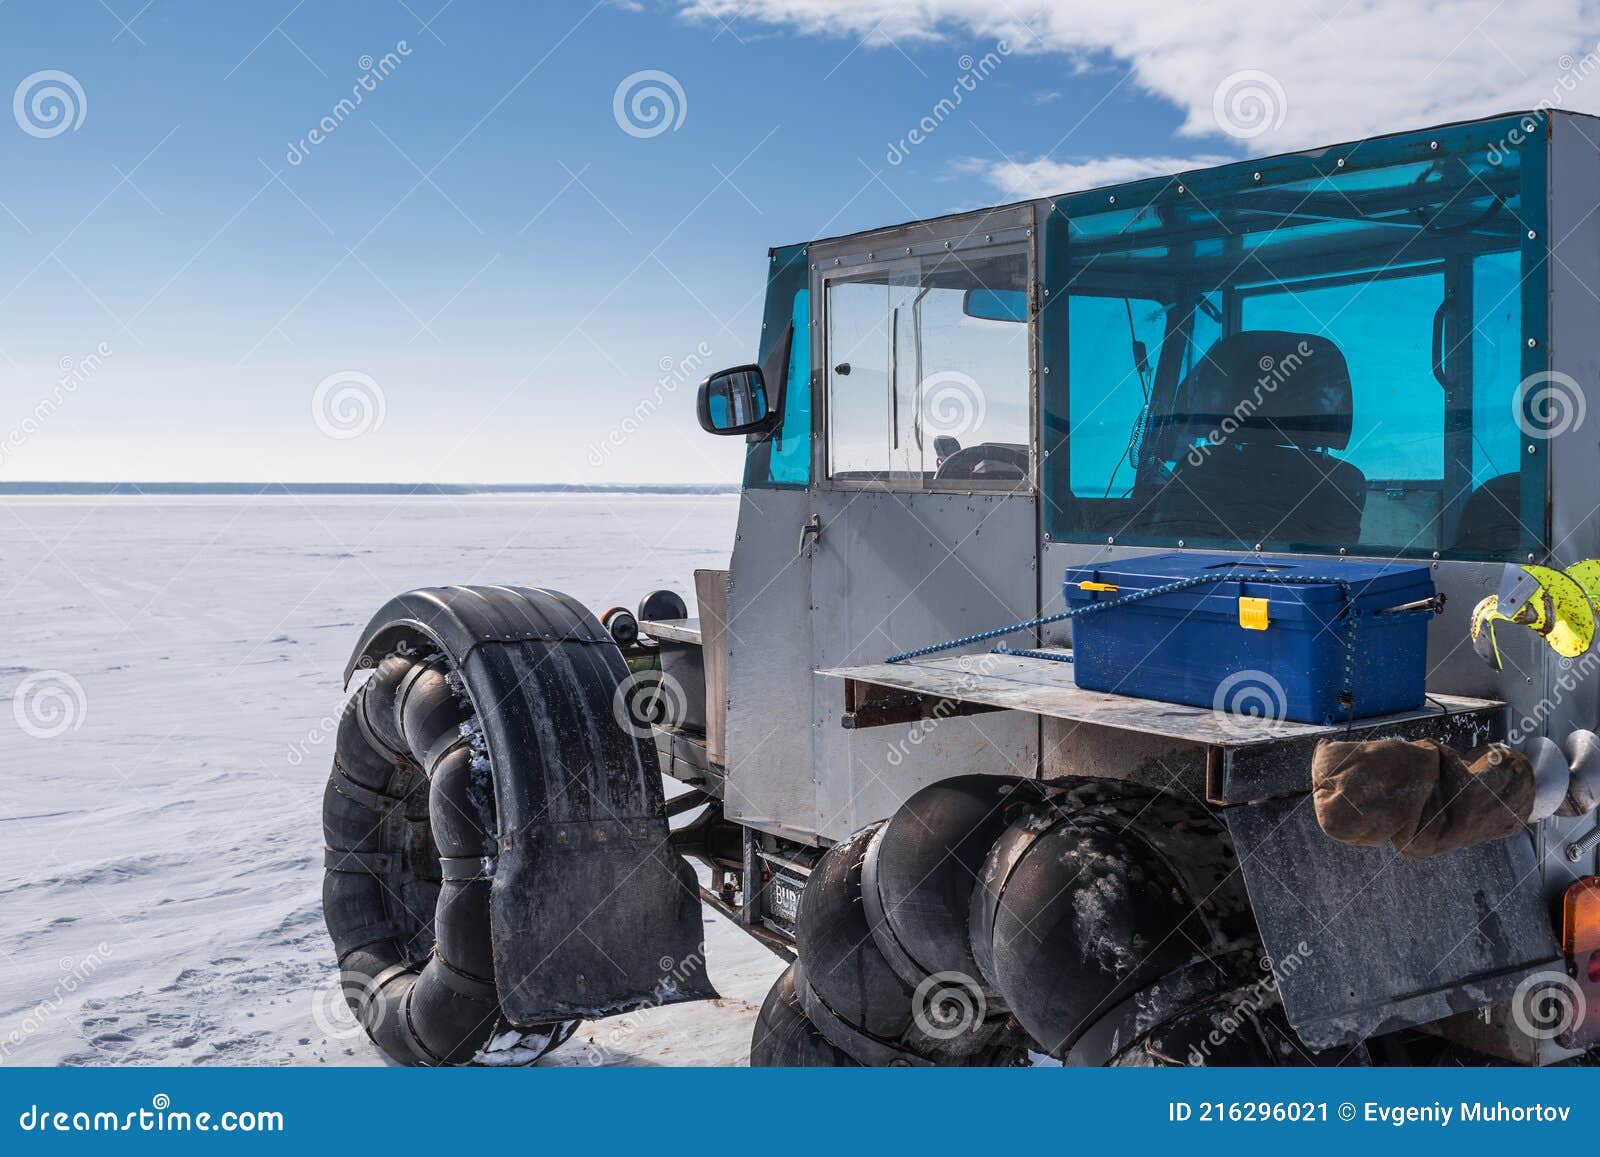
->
(794, 822, 1021, 1065)
(986, 810, 1212, 1059)
(750, 963, 860, 1067)
(795, 823, 913, 1042)
(638, 589, 688, 623)
(866, 774, 1043, 990)
(322, 649, 579, 1065)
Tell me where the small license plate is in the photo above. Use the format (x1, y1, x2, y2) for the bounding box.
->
(763, 869, 805, 930)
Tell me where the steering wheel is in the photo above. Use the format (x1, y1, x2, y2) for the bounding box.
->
(933, 442, 1029, 482)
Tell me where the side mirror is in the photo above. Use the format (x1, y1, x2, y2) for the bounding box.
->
(962, 287, 1028, 323)
(697, 365, 776, 436)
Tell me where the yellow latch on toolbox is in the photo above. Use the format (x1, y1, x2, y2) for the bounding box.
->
(1078, 581, 1119, 593)
(1238, 596, 1270, 631)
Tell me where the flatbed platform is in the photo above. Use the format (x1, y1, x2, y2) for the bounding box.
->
(821, 648, 1506, 804)
(640, 617, 701, 645)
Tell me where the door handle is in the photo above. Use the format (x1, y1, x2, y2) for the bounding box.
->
(797, 514, 821, 558)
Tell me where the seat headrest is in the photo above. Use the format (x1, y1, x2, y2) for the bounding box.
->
(1161, 330, 1352, 452)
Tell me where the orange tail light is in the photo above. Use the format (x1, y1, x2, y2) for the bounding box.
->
(1562, 876, 1600, 960)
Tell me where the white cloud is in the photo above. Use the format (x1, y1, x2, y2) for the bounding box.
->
(678, 1, 1600, 153)
(957, 153, 1234, 199)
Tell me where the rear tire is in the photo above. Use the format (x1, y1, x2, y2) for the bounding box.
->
(750, 964, 859, 1067)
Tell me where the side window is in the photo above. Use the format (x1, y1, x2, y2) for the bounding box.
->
(1064, 295, 1167, 499)
(824, 245, 1031, 488)
(762, 289, 811, 485)
(826, 280, 893, 477)
(1044, 134, 1534, 559)
(745, 245, 811, 489)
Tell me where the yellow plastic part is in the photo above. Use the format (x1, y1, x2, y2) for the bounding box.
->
(1078, 581, 1119, 592)
(1521, 564, 1595, 658)
(1238, 596, 1270, 631)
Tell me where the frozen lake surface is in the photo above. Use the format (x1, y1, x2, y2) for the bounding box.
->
(0, 492, 785, 1066)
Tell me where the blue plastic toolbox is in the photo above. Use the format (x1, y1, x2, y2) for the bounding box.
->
(1062, 553, 1435, 725)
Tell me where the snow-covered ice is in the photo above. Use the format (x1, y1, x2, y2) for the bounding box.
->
(0, 492, 784, 1067)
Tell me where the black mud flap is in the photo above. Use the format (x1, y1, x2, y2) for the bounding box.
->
(345, 585, 717, 1024)
(1225, 798, 1561, 1050)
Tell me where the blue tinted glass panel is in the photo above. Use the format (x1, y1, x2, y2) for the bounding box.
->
(1042, 119, 1544, 560)
(764, 288, 811, 484)
(745, 243, 812, 489)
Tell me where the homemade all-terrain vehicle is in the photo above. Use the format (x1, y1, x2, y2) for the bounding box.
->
(321, 112, 1600, 1067)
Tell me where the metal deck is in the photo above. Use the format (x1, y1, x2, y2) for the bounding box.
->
(821, 649, 1507, 804)
(640, 617, 701, 645)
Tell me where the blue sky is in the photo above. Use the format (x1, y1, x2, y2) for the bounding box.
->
(0, 0, 1595, 483)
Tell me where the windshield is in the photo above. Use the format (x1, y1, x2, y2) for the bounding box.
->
(1042, 122, 1543, 560)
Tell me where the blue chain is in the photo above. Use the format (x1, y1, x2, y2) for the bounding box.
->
(885, 572, 1441, 724)
(886, 572, 1363, 663)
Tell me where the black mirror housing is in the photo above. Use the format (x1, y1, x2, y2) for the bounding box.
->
(697, 364, 778, 436)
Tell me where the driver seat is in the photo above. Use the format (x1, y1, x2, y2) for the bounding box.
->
(1142, 331, 1365, 546)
